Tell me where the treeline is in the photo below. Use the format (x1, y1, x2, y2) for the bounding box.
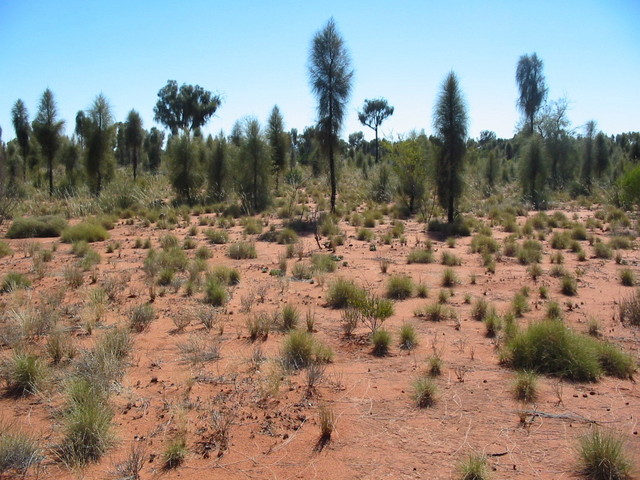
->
(1, 21, 640, 220)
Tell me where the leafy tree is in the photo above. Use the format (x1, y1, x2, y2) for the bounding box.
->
(289, 128, 298, 167)
(60, 139, 82, 189)
(308, 18, 354, 213)
(167, 133, 204, 203)
(538, 97, 572, 188)
(516, 53, 548, 135)
(85, 94, 115, 194)
(594, 131, 609, 178)
(485, 151, 498, 195)
(433, 72, 469, 223)
(114, 123, 127, 166)
(124, 110, 144, 181)
(229, 120, 243, 147)
(267, 105, 288, 191)
(582, 120, 597, 193)
(11, 99, 30, 181)
(144, 127, 164, 172)
(75, 111, 89, 148)
(392, 133, 429, 214)
(358, 98, 394, 163)
(208, 131, 227, 201)
(238, 118, 271, 212)
(32, 89, 65, 196)
(520, 135, 546, 208)
(153, 80, 221, 136)
(478, 130, 497, 149)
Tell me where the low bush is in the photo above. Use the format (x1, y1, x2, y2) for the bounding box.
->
(593, 241, 613, 259)
(371, 329, 391, 356)
(205, 228, 229, 244)
(386, 274, 414, 300)
(0, 272, 31, 293)
(227, 241, 257, 259)
(61, 222, 109, 243)
(0, 241, 13, 258)
(209, 265, 240, 286)
(311, 254, 337, 273)
(356, 228, 374, 242)
(577, 429, 633, 480)
(619, 289, 640, 326)
(281, 330, 331, 369)
(470, 234, 500, 254)
(457, 454, 490, 480)
(128, 303, 156, 332)
(399, 323, 418, 350)
(163, 434, 187, 470)
(281, 304, 300, 330)
(326, 278, 366, 309)
(512, 370, 538, 402)
(412, 375, 437, 408)
(441, 251, 462, 266)
(407, 248, 434, 264)
(0, 429, 42, 476)
(6, 215, 67, 238)
(1, 352, 47, 396)
(619, 269, 635, 287)
(204, 278, 229, 306)
(561, 274, 578, 296)
(504, 320, 635, 381)
(441, 268, 459, 287)
(277, 228, 298, 244)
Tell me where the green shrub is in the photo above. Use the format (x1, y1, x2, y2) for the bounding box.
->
(546, 301, 563, 321)
(311, 254, 337, 273)
(277, 228, 298, 244)
(484, 312, 502, 338)
(0, 429, 42, 476)
(195, 246, 211, 259)
(227, 241, 257, 259)
(457, 453, 490, 480)
(205, 228, 229, 244)
(0, 241, 13, 258)
(371, 329, 391, 356)
(292, 262, 313, 280)
(441, 251, 462, 266)
(407, 248, 434, 264)
(246, 312, 272, 341)
(609, 236, 632, 250)
(571, 224, 588, 240)
(517, 239, 542, 264)
(619, 269, 635, 287)
(209, 265, 240, 285)
(159, 234, 179, 250)
(281, 304, 300, 330)
(428, 355, 443, 376)
(281, 330, 315, 369)
(128, 304, 156, 332)
(561, 274, 578, 296)
(204, 278, 228, 306)
(412, 376, 437, 408)
(399, 323, 418, 350)
(386, 274, 414, 299)
(577, 429, 633, 480)
(594, 241, 613, 259)
(61, 222, 109, 243)
(356, 228, 375, 242)
(441, 268, 459, 287)
(471, 298, 490, 321)
(326, 278, 366, 309)
(504, 320, 634, 382)
(415, 303, 453, 322)
(470, 234, 500, 254)
(1, 352, 47, 396)
(512, 370, 538, 402)
(6, 216, 67, 238)
(163, 434, 187, 470)
(0, 272, 31, 293)
(619, 289, 640, 326)
(242, 217, 263, 235)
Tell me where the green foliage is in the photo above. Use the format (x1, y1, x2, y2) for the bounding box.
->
(520, 135, 547, 209)
(619, 289, 640, 326)
(7, 215, 67, 238)
(470, 234, 499, 254)
(516, 53, 548, 135)
(407, 248, 434, 264)
(205, 228, 229, 244)
(434, 71, 468, 223)
(308, 18, 353, 212)
(518, 239, 542, 264)
(277, 228, 298, 245)
(561, 274, 578, 296)
(386, 274, 414, 299)
(1, 272, 31, 293)
(1, 352, 47, 396)
(61, 221, 109, 243)
(371, 329, 392, 356)
(166, 133, 204, 204)
(412, 376, 437, 408)
(441, 268, 459, 287)
(326, 278, 366, 308)
(504, 320, 634, 381)
(619, 269, 635, 287)
(238, 118, 272, 212)
(399, 323, 418, 350)
(163, 434, 187, 470)
(618, 163, 640, 207)
(356, 227, 375, 242)
(83, 94, 115, 194)
(593, 241, 613, 259)
(154, 80, 221, 135)
(228, 241, 257, 259)
(577, 429, 633, 480)
(281, 304, 300, 330)
(209, 265, 240, 286)
(0, 241, 12, 258)
(204, 278, 228, 306)
(457, 453, 490, 480)
(512, 370, 538, 402)
(128, 303, 155, 332)
(281, 330, 331, 369)
(391, 134, 429, 213)
(441, 251, 462, 266)
(0, 429, 42, 476)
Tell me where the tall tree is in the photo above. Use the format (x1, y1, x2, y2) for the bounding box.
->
(358, 98, 394, 163)
(124, 110, 144, 181)
(167, 133, 203, 204)
(582, 120, 597, 193)
(520, 135, 547, 209)
(538, 97, 572, 188)
(433, 72, 469, 224)
(308, 18, 354, 213)
(11, 99, 30, 181)
(239, 118, 271, 212)
(594, 131, 609, 178)
(144, 127, 164, 173)
(32, 89, 65, 196)
(267, 105, 288, 192)
(208, 131, 227, 201)
(392, 133, 429, 214)
(516, 53, 548, 135)
(153, 80, 222, 136)
(85, 94, 115, 194)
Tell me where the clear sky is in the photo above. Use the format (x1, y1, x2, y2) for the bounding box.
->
(0, 0, 638, 144)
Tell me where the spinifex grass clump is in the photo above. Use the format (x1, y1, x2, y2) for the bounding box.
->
(504, 320, 635, 381)
(619, 288, 640, 326)
(386, 274, 414, 300)
(6, 215, 67, 238)
(227, 241, 257, 259)
(577, 429, 633, 480)
(0, 427, 43, 475)
(407, 248, 434, 264)
(281, 330, 332, 369)
(61, 221, 109, 243)
(326, 278, 366, 308)
(412, 375, 437, 408)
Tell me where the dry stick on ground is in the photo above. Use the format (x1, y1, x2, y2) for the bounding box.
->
(513, 409, 599, 424)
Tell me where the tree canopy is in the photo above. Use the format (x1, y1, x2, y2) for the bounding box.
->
(153, 80, 222, 135)
(516, 53, 548, 135)
(32, 89, 65, 196)
(358, 98, 394, 164)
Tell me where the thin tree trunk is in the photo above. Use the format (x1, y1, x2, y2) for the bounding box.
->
(48, 157, 53, 197)
(375, 127, 379, 163)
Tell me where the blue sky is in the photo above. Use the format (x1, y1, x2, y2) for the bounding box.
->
(0, 0, 638, 143)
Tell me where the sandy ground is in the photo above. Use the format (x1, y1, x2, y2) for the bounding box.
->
(0, 206, 639, 480)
